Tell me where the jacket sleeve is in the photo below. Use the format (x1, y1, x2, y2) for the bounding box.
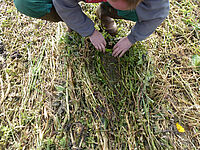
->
(53, 0, 95, 37)
(127, 0, 170, 44)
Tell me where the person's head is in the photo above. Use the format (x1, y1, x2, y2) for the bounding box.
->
(107, 0, 143, 10)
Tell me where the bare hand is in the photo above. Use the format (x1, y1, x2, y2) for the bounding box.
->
(89, 30, 106, 53)
(112, 37, 132, 57)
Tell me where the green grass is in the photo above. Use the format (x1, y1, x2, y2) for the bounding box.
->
(0, 0, 200, 149)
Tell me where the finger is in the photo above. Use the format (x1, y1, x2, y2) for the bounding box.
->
(100, 43, 105, 52)
(95, 44, 101, 51)
(97, 44, 102, 51)
(92, 41, 98, 50)
(103, 39, 106, 47)
(112, 47, 120, 56)
(112, 48, 118, 56)
(100, 43, 106, 53)
(113, 43, 119, 50)
(119, 50, 126, 57)
(112, 48, 121, 57)
(101, 43, 105, 53)
(114, 49, 122, 57)
(94, 44, 99, 50)
(102, 43, 106, 52)
(99, 43, 104, 52)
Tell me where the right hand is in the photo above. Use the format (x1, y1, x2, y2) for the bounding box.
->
(89, 30, 106, 53)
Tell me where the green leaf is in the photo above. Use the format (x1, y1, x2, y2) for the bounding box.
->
(59, 137, 67, 148)
(105, 48, 112, 53)
(55, 85, 65, 92)
(6, 9, 13, 13)
(191, 55, 200, 67)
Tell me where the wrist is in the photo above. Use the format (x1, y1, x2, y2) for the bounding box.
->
(89, 29, 97, 37)
(127, 34, 137, 44)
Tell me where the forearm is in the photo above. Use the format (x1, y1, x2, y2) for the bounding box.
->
(53, 0, 95, 37)
(127, 17, 166, 44)
(127, 0, 170, 44)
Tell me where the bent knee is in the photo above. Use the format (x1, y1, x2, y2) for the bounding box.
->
(14, 0, 52, 18)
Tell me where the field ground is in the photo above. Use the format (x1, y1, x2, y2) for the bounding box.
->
(0, 0, 200, 149)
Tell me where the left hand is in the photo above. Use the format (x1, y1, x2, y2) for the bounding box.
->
(112, 37, 132, 57)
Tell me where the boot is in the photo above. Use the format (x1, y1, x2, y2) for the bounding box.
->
(96, 3, 123, 36)
(40, 6, 62, 22)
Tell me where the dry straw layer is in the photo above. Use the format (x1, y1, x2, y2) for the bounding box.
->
(0, 0, 199, 149)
